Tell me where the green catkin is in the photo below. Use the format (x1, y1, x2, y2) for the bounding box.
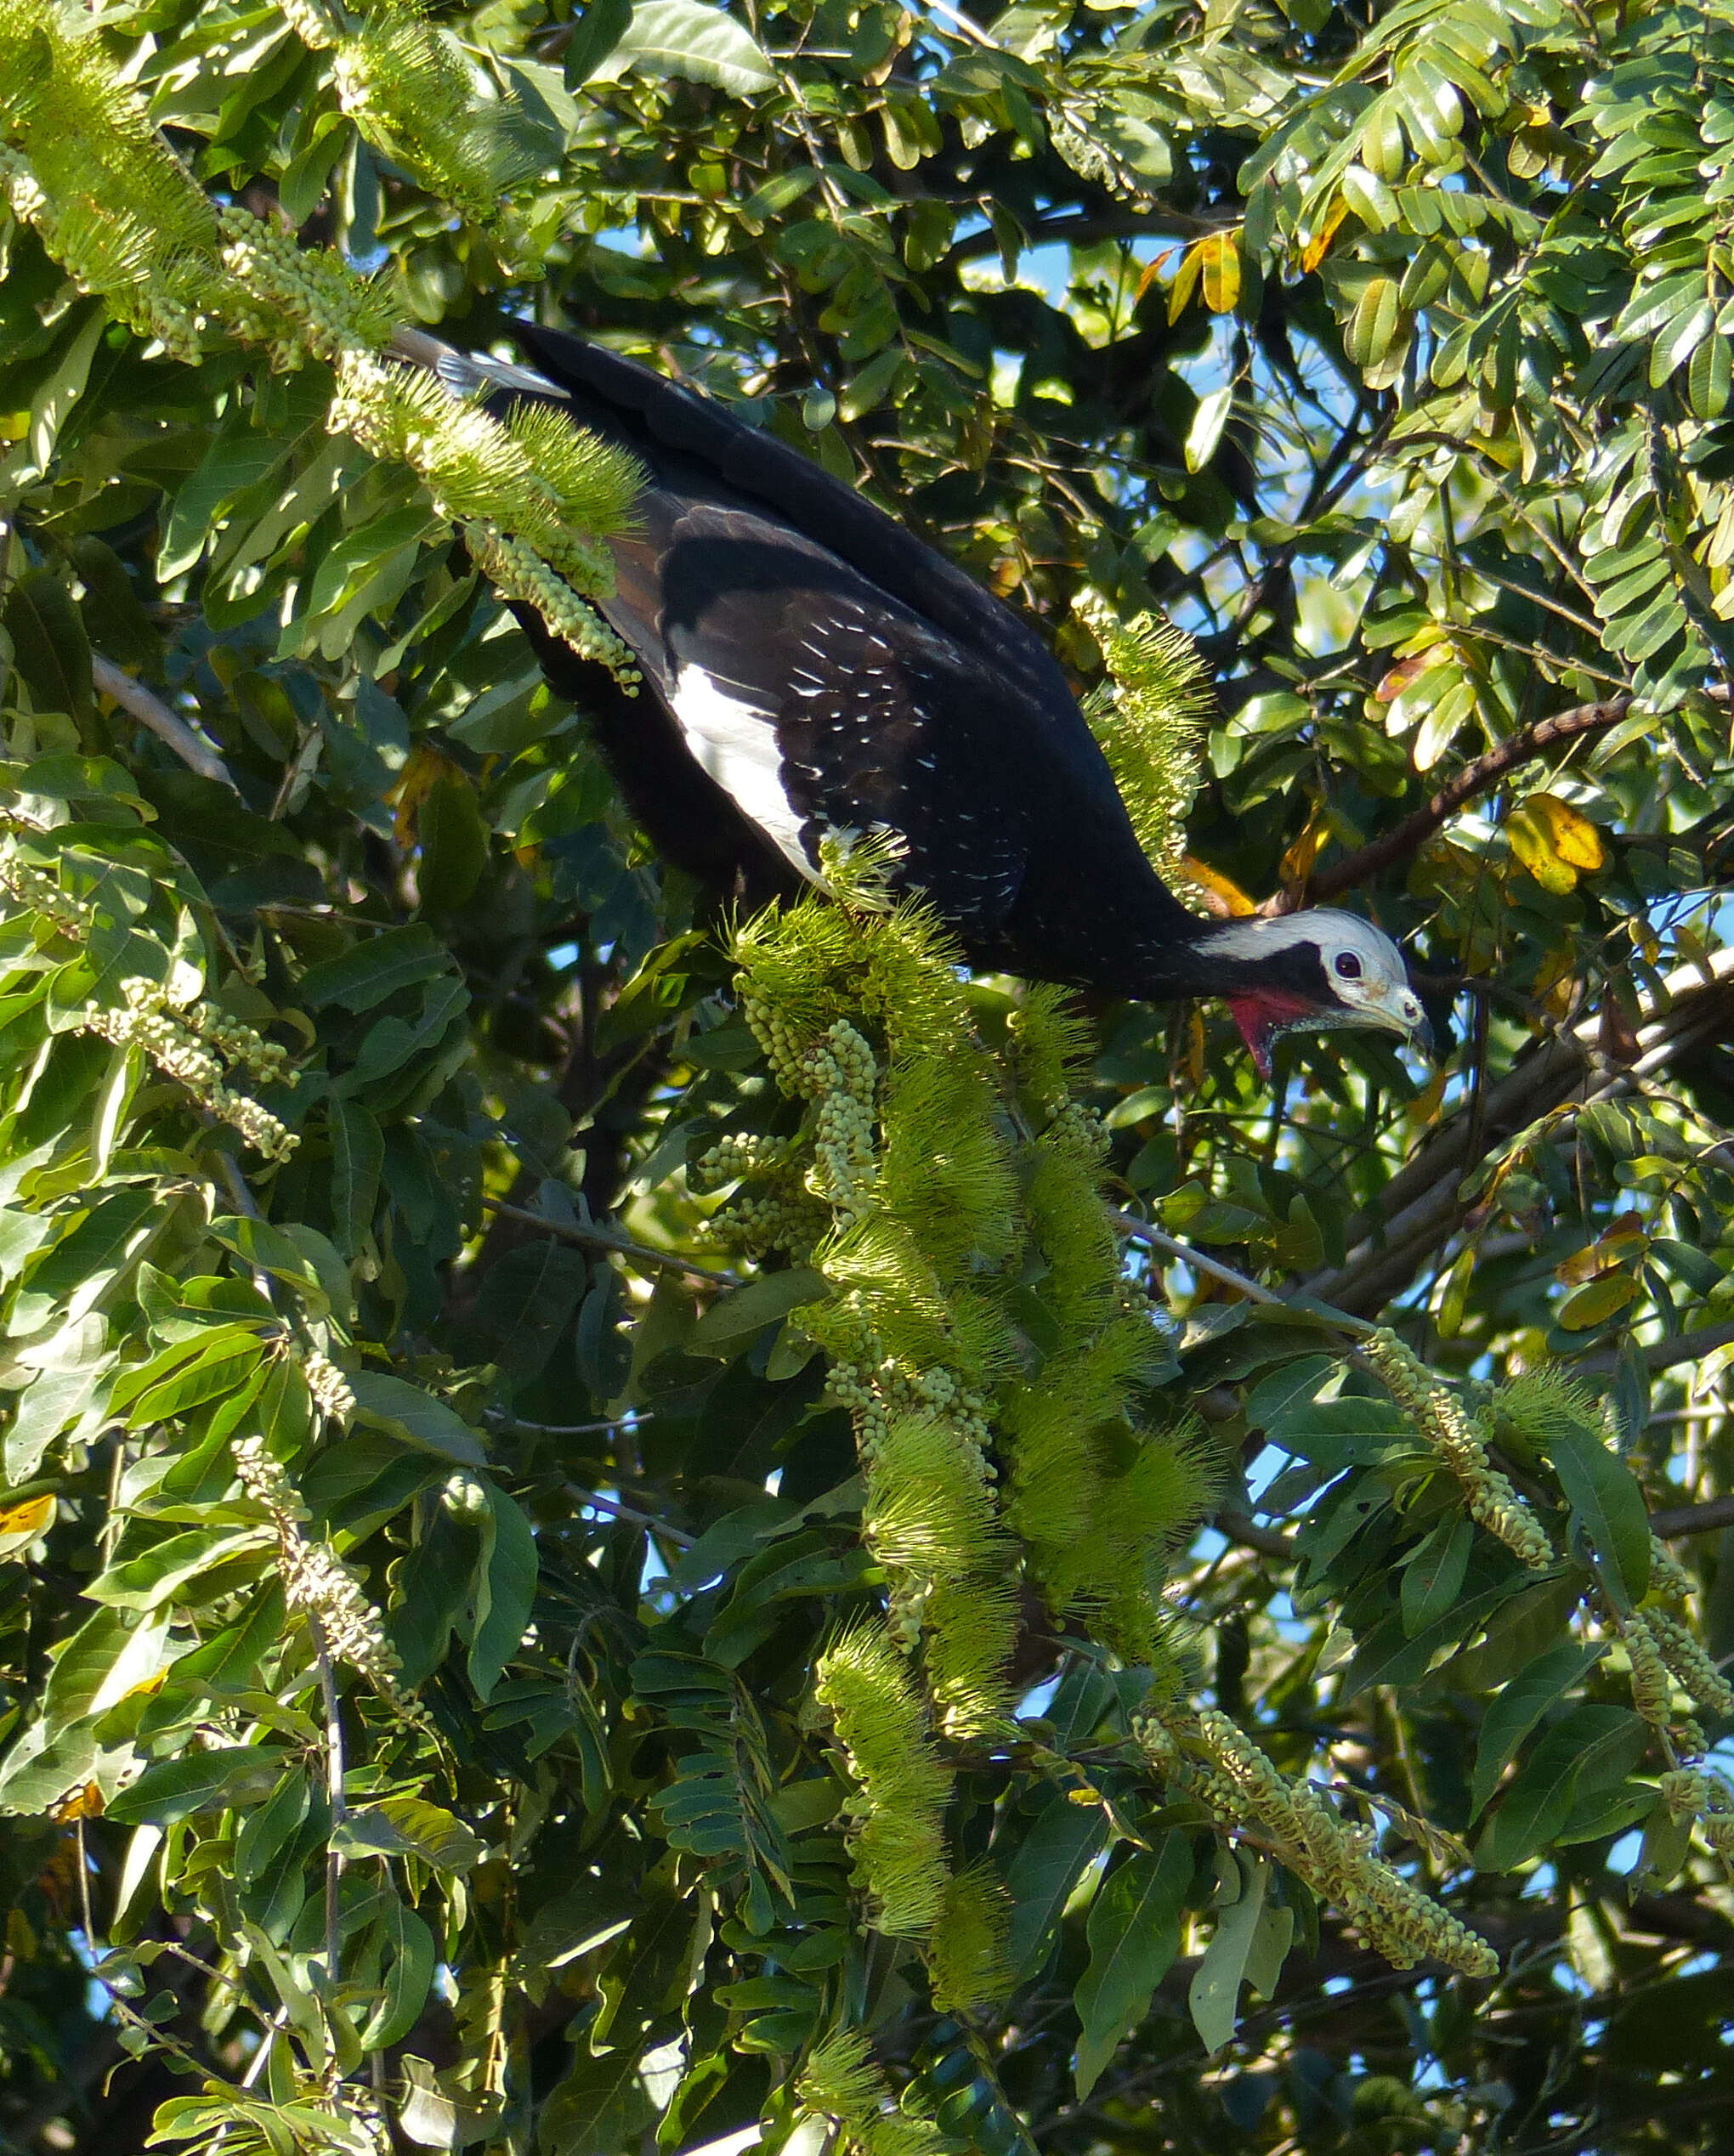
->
(1074, 591, 1212, 884)
(1646, 1610, 1734, 1720)
(80, 976, 296, 1161)
(1362, 1330, 1554, 1568)
(928, 1862, 1016, 2013)
(1137, 1709, 1498, 1978)
(815, 1622, 953, 1938)
(1624, 1611, 1675, 1731)
(1650, 1536, 1697, 1602)
(231, 1435, 408, 1709)
(797, 2029, 948, 2156)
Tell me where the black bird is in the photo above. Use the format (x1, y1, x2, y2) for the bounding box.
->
(415, 323, 1428, 1077)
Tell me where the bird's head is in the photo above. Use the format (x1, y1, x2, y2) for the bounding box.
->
(1196, 911, 1431, 1078)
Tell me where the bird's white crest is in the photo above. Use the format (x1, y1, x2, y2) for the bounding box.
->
(669, 666, 819, 884)
(1204, 910, 1425, 1039)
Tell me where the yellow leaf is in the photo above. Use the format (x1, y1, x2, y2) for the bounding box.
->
(1167, 240, 1205, 324)
(1199, 229, 1242, 314)
(1180, 857, 1257, 916)
(51, 1781, 105, 1822)
(1301, 195, 1351, 274)
(1524, 792, 1605, 873)
(0, 1492, 54, 1551)
(1404, 1067, 1447, 1130)
(1557, 1272, 1640, 1332)
(387, 743, 464, 851)
(1279, 808, 1331, 890)
(1506, 801, 1577, 895)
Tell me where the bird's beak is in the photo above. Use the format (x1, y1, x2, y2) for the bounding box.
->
(1369, 985, 1433, 1060)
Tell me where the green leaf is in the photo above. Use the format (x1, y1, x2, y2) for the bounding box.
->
(349, 1372, 488, 1466)
(1185, 385, 1233, 473)
(330, 1097, 384, 1259)
(1003, 1797, 1111, 1979)
(606, 0, 775, 93)
(689, 1267, 827, 1354)
(538, 2046, 657, 2156)
(563, 0, 635, 83)
(1545, 1428, 1650, 1610)
(1470, 1640, 1603, 1815)
(4, 569, 94, 723)
(1188, 1850, 1269, 2053)
(124, 1331, 266, 1429)
(416, 773, 490, 914)
(468, 1485, 538, 1702)
(1476, 1706, 1647, 1870)
(361, 1892, 437, 2049)
(1074, 1834, 1192, 2097)
(294, 925, 455, 1012)
(338, 1797, 485, 1871)
(1400, 1512, 1472, 1637)
(206, 1215, 330, 1312)
(107, 1746, 292, 1825)
(84, 1525, 271, 1610)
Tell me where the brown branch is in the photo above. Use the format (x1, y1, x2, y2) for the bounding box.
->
(1213, 1510, 1296, 1559)
(477, 1195, 734, 1287)
(1648, 1495, 1734, 1539)
(1261, 695, 1640, 915)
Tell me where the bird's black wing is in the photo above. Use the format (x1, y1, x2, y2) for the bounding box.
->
(606, 495, 1031, 940)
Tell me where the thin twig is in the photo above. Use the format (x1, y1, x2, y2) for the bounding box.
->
(486, 1410, 653, 1437)
(310, 1616, 347, 1985)
(478, 1194, 734, 1287)
(91, 654, 239, 793)
(565, 1483, 696, 1547)
(1111, 1210, 1374, 1337)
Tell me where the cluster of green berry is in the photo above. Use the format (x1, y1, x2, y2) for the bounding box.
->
(1138, 1708, 1499, 1978)
(1361, 1329, 1555, 1568)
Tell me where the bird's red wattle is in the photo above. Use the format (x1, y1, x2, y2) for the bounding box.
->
(1224, 988, 1322, 1077)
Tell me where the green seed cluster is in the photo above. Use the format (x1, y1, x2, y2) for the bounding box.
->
(1362, 1329, 1554, 1569)
(1646, 1609, 1734, 1721)
(217, 205, 396, 365)
(1137, 1708, 1499, 1978)
(0, 843, 95, 935)
(689, 1130, 784, 1193)
(462, 520, 638, 681)
(1650, 1536, 1697, 1602)
(303, 1349, 355, 1426)
(232, 1434, 408, 1708)
(1624, 1611, 1676, 1731)
(82, 976, 295, 1160)
(1659, 1765, 1734, 1856)
(807, 1021, 881, 1219)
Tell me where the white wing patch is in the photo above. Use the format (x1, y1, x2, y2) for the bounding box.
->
(669, 666, 820, 884)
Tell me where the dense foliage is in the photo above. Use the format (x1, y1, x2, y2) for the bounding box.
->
(4, 2, 1734, 2154)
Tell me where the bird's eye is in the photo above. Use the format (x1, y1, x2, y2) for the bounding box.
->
(1334, 952, 1363, 980)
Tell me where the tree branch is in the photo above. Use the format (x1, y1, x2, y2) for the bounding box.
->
(477, 1195, 735, 1287)
(1266, 685, 1732, 914)
(91, 654, 239, 793)
(1647, 1495, 1734, 1539)
(1298, 948, 1734, 1316)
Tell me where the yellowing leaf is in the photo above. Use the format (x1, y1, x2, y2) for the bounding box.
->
(1508, 794, 1605, 894)
(1179, 857, 1257, 916)
(1301, 195, 1351, 273)
(1279, 808, 1331, 889)
(0, 1492, 54, 1551)
(388, 742, 466, 850)
(51, 1781, 105, 1821)
(1557, 1272, 1640, 1331)
(1525, 793, 1606, 871)
(1199, 229, 1242, 314)
(1166, 240, 1205, 324)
